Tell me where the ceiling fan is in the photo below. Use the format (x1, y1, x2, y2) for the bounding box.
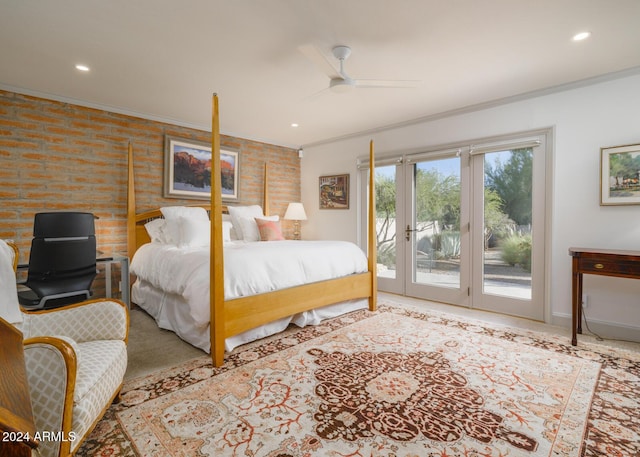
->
(300, 44, 420, 94)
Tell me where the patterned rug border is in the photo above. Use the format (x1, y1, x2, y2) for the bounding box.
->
(78, 301, 640, 456)
(383, 302, 640, 363)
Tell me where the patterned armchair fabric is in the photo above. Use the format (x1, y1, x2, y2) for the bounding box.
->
(1, 240, 129, 457)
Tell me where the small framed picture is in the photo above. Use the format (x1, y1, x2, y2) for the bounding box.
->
(600, 143, 640, 206)
(164, 135, 239, 201)
(319, 174, 349, 209)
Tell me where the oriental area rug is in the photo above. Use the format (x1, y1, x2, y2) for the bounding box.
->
(78, 304, 640, 457)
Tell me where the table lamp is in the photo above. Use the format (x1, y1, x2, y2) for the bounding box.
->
(284, 202, 307, 240)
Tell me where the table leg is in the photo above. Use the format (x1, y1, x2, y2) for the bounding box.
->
(120, 257, 130, 309)
(576, 272, 583, 335)
(571, 257, 580, 346)
(104, 262, 112, 298)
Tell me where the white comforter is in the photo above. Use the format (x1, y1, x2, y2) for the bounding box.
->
(130, 240, 368, 329)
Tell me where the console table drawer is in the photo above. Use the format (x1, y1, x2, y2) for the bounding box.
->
(578, 258, 640, 276)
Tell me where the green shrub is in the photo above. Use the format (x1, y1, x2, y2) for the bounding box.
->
(440, 231, 461, 259)
(377, 240, 396, 269)
(500, 234, 532, 271)
(500, 237, 520, 266)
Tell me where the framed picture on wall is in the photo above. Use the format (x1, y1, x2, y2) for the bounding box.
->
(600, 143, 640, 206)
(319, 174, 349, 209)
(164, 135, 239, 201)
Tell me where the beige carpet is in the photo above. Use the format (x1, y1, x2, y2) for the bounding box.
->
(78, 303, 640, 456)
(124, 306, 205, 380)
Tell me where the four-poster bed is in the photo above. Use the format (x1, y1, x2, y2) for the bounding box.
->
(126, 94, 377, 367)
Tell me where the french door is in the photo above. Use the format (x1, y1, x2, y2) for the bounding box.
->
(361, 131, 548, 321)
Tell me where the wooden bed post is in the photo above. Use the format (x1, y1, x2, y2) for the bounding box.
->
(210, 94, 225, 367)
(263, 163, 270, 216)
(126, 101, 376, 366)
(126, 142, 136, 262)
(368, 140, 377, 311)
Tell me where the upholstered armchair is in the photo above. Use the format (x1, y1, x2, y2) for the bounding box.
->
(0, 240, 128, 457)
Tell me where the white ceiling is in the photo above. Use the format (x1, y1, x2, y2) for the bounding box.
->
(2, 0, 640, 148)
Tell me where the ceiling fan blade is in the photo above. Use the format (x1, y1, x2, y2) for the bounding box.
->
(301, 86, 331, 102)
(298, 44, 342, 80)
(354, 79, 421, 89)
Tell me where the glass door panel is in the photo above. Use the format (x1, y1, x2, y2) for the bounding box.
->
(471, 138, 546, 322)
(405, 153, 470, 306)
(376, 164, 398, 281)
(366, 162, 405, 295)
(482, 149, 532, 300)
(413, 157, 461, 289)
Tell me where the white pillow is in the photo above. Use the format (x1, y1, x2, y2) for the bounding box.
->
(160, 206, 209, 221)
(145, 219, 171, 244)
(177, 217, 210, 248)
(160, 206, 209, 244)
(239, 215, 279, 242)
(159, 218, 231, 247)
(163, 219, 181, 245)
(223, 214, 239, 240)
(227, 205, 263, 240)
(222, 221, 233, 243)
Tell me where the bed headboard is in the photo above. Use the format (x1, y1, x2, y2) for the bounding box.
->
(131, 205, 230, 254)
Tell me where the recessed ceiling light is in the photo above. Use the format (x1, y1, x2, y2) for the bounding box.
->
(75, 64, 90, 72)
(572, 31, 591, 42)
(291, 123, 299, 128)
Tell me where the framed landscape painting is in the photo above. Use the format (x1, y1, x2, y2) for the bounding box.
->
(164, 136, 239, 201)
(600, 143, 640, 206)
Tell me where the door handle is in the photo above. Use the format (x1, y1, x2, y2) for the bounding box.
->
(405, 225, 417, 241)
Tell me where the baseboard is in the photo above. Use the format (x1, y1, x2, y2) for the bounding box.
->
(552, 312, 640, 344)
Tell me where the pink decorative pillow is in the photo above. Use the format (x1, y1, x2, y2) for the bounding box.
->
(255, 218, 285, 241)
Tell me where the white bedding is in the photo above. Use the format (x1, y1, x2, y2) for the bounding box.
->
(131, 279, 367, 353)
(130, 240, 368, 331)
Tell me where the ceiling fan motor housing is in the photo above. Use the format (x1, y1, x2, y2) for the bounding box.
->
(330, 45, 354, 92)
(332, 45, 352, 61)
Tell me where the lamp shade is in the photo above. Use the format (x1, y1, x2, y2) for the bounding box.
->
(284, 202, 307, 221)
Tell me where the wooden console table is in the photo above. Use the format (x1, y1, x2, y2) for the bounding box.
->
(569, 247, 640, 345)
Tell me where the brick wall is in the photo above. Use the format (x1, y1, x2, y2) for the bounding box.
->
(0, 90, 300, 296)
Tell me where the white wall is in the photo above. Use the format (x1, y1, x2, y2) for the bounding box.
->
(301, 71, 640, 340)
